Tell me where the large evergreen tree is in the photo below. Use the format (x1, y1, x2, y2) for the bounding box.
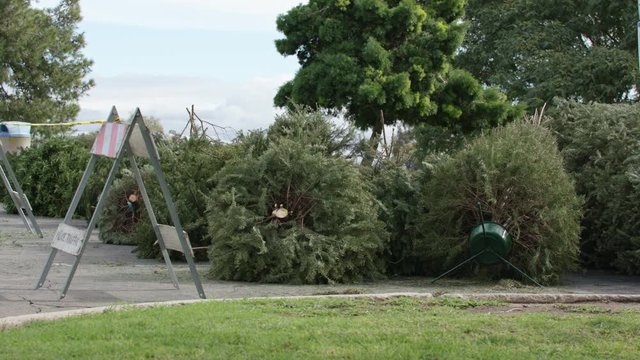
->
(274, 0, 467, 142)
(458, 0, 638, 109)
(0, 0, 93, 124)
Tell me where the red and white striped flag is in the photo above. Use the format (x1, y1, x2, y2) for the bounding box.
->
(91, 123, 129, 158)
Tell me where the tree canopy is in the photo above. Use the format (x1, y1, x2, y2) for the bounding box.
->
(274, 0, 467, 133)
(424, 68, 522, 134)
(0, 0, 93, 124)
(457, 0, 638, 109)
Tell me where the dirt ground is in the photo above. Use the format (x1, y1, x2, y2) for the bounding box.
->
(467, 302, 640, 314)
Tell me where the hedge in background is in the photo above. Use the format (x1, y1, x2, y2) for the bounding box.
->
(1, 135, 109, 219)
(207, 111, 387, 284)
(416, 121, 582, 284)
(549, 101, 640, 273)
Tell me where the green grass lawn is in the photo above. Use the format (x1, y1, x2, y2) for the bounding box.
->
(1, 297, 639, 359)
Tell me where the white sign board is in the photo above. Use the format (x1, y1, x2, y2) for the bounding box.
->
(129, 123, 159, 159)
(51, 223, 85, 256)
(158, 224, 192, 255)
(9, 190, 24, 209)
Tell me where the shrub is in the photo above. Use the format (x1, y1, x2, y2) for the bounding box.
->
(98, 168, 148, 245)
(207, 111, 387, 284)
(117, 137, 234, 259)
(548, 100, 640, 273)
(370, 161, 421, 276)
(1, 135, 110, 219)
(413, 124, 467, 159)
(415, 120, 582, 284)
(94, 135, 233, 255)
(367, 128, 449, 277)
(266, 107, 357, 157)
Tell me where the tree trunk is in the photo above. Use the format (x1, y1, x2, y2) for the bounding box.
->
(361, 110, 385, 166)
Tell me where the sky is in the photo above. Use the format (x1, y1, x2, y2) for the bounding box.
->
(35, 0, 306, 138)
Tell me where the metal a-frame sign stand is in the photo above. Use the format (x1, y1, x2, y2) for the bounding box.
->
(0, 142, 42, 237)
(36, 106, 206, 299)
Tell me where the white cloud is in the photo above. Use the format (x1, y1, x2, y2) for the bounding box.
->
(36, 0, 306, 32)
(163, 0, 305, 15)
(76, 74, 292, 138)
(32, 0, 304, 138)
